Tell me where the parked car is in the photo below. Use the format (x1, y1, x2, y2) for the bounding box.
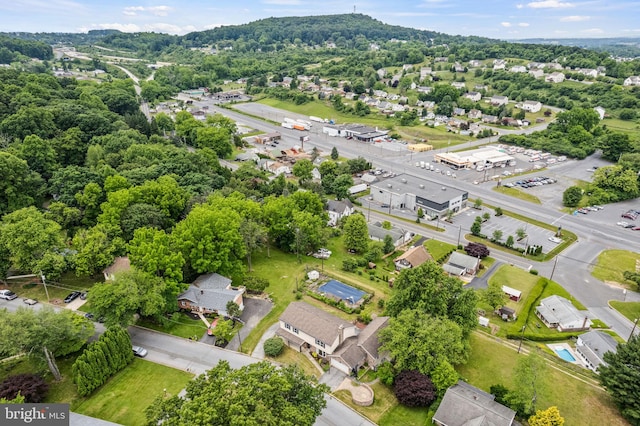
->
(80, 291, 88, 300)
(548, 236, 562, 244)
(132, 346, 148, 357)
(23, 298, 38, 305)
(0, 289, 18, 300)
(64, 291, 81, 303)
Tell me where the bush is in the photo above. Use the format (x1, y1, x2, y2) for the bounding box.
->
(464, 242, 490, 258)
(377, 299, 385, 309)
(394, 370, 437, 407)
(0, 374, 48, 403)
(263, 337, 285, 357)
(342, 258, 358, 272)
(377, 361, 395, 386)
(529, 269, 539, 275)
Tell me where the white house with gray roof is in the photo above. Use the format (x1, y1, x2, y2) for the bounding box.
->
(433, 381, 515, 426)
(178, 273, 244, 317)
(535, 295, 591, 332)
(326, 199, 354, 226)
(367, 222, 411, 247)
(575, 330, 618, 372)
(443, 251, 480, 276)
(370, 174, 468, 219)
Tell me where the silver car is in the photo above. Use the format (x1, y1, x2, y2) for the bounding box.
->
(0, 290, 17, 300)
(132, 346, 148, 357)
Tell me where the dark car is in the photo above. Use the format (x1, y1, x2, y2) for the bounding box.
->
(64, 291, 81, 303)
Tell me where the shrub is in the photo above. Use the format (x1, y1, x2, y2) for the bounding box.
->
(263, 337, 285, 357)
(377, 361, 395, 386)
(342, 258, 358, 272)
(0, 374, 48, 403)
(529, 269, 539, 275)
(377, 299, 385, 309)
(394, 370, 437, 407)
(465, 242, 490, 258)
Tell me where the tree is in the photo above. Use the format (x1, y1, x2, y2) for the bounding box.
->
(212, 319, 235, 345)
(243, 276, 269, 293)
(470, 217, 482, 236)
(600, 132, 634, 162)
(71, 225, 121, 277)
(430, 360, 458, 395)
(505, 235, 515, 248)
(528, 406, 565, 426)
(385, 262, 478, 335)
(492, 229, 503, 242)
(88, 270, 168, 327)
(19, 134, 58, 180)
(516, 227, 527, 240)
(293, 159, 314, 183)
(495, 207, 503, 216)
(128, 227, 185, 286)
(226, 301, 242, 320)
(0, 207, 66, 276)
(146, 361, 328, 426)
(172, 203, 245, 278)
(464, 242, 490, 258)
(482, 212, 491, 222)
(239, 219, 266, 272)
(331, 146, 339, 160)
(380, 310, 468, 376)
(332, 174, 353, 200)
(0, 374, 48, 403)
(599, 334, 640, 425)
(0, 151, 45, 216)
(263, 337, 285, 357)
(483, 281, 507, 310)
(473, 198, 483, 209)
(509, 353, 545, 416)
(383, 234, 395, 254)
(343, 214, 369, 253)
(562, 186, 583, 207)
(393, 370, 437, 407)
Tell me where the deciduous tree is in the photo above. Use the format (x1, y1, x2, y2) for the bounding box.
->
(394, 370, 437, 407)
(343, 214, 369, 253)
(599, 335, 640, 425)
(528, 406, 565, 426)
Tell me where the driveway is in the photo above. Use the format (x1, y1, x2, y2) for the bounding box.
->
(225, 297, 273, 351)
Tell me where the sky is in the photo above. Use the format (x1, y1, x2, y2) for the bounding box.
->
(0, 0, 639, 40)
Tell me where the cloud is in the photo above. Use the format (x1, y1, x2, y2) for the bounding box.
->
(501, 22, 512, 27)
(516, 4, 524, 8)
(123, 5, 173, 17)
(144, 23, 183, 33)
(518, 22, 530, 27)
(526, 0, 574, 8)
(581, 28, 605, 34)
(262, 0, 302, 4)
(560, 15, 590, 22)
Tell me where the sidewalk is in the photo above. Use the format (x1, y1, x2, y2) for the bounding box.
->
(251, 321, 280, 359)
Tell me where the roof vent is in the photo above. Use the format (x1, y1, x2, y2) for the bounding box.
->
(401, 178, 407, 183)
(388, 184, 392, 188)
(442, 187, 446, 191)
(419, 184, 425, 189)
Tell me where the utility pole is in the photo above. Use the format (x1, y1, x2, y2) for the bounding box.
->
(517, 324, 526, 354)
(40, 272, 50, 302)
(629, 318, 639, 341)
(457, 225, 462, 247)
(549, 256, 559, 282)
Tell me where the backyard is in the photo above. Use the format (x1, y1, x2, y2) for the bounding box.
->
(457, 333, 626, 426)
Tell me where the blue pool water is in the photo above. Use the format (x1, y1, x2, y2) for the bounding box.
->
(555, 348, 576, 362)
(318, 280, 367, 304)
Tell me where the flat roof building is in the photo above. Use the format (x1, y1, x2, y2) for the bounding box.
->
(435, 146, 514, 169)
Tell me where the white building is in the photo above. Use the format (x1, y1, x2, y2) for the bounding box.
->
(535, 295, 591, 332)
(522, 100, 542, 113)
(546, 72, 565, 83)
(623, 76, 640, 86)
(575, 330, 618, 372)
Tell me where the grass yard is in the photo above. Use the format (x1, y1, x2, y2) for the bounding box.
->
(73, 358, 193, 426)
(492, 185, 542, 204)
(5, 272, 97, 304)
(379, 404, 431, 426)
(267, 346, 321, 379)
(424, 239, 457, 262)
(334, 381, 402, 425)
(488, 264, 540, 316)
(137, 312, 208, 340)
(457, 333, 626, 426)
(592, 249, 640, 288)
(610, 301, 640, 322)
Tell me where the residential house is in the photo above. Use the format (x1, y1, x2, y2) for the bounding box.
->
(367, 222, 411, 247)
(177, 273, 244, 317)
(453, 62, 465, 72)
(623, 76, 640, 86)
(442, 251, 480, 276)
(451, 81, 466, 90)
(490, 95, 509, 106)
(474, 84, 488, 91)
(394, 245, 432, 270)
(276, 301, 358, 357)
(468, 60, 481, 68)
(522, 100, 542, 113)
(594, 106, 606, 120)
(435, 56, 448, 63)
(326, 199, 355, 227)
(373, 89, 388, 98)
(529, 68, 545, 79)
(535, 295, 592, 332)
(376, 68, 387, 79)
(433, 381, 516, 426)
(464, 92, 481, 102)
(453, 107, 466, 116)
(311, 167, 322, 181)
(482, 114, 499, 124)
(402, 64, 413, 71)
(417, 86, 433, 94)
(510, 65, 527, 73)
(420, 67, 432, 80)
(103, 257, 131, 281)
(493, 59, 506, 70)
(329, 316, 390, 375)
(497, 306, 517, 321)
(575, 330, 618, 372)
(259, 159, 290, 176)
(578, 68, 598, 78)
(546, 72, 565, 83)
(235, 152, 259, 162)
(468, 109, 482, 120)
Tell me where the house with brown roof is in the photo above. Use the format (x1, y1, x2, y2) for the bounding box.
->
(394, 245, 432, 271)
(433, 381, 516, 426)
(329, 316, 390, 375)
(103, 256, 131, 281)
(177, 273, 244, 317)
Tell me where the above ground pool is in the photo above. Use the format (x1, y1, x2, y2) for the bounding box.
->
(318, 280, 367, 304)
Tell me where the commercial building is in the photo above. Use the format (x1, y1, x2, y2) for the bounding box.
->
(434, 146, 514, 170)
(370, 174, 468, 218)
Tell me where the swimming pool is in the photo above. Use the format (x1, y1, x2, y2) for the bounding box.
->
(555, 348, 576, 362)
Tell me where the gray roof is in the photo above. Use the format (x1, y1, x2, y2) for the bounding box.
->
(578, 330, 618, 369)
(442, 263, 466, 275)
(371, 174, 468, 205)
(368, 222, 405, 242)
(536, 295, 589, 328)
(70, 413, 121, 426)
(326, 199, 353, 214)
(329, 316, 389, 370)
(279, 302, 352, 344)
(433, 381, 515, 426)
(446, 251, 479, 271)
(178, 273, 243, 313)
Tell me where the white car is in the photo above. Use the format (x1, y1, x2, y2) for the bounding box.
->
(617, 221, 629, 227)
(132, 346, 148, 357)
(0, 290, 17, 300)
(548, 236, 562, 244)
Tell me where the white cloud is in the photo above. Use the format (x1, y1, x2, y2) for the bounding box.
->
(526, 0, 574, 8)
(123, 5, 172, 17)
(560, 15, 590, 22)
(581, 28, 605, 34)
(262, 0, 301, 4)
(518, 22, 530, 27)
(501, 22, 512, 27)
(123, 6, 143, 16)
(516, 4, 524, 8)
(144, 23, 183, 33)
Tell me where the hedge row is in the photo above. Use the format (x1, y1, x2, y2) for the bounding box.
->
(510, 278, 548, 333)
(72, 327, 134, 396)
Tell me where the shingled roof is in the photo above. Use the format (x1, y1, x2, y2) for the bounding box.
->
(279, 301, 352, 345)
(178, 273, 243, 314)
(433, 381, 515, 426)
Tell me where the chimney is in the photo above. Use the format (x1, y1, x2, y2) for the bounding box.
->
(582, 316, 588, 329)
(338, 324, 345, 344)
(201, 290, 204, 295)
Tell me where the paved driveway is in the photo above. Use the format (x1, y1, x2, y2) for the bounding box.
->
(226, 297, 273, 351)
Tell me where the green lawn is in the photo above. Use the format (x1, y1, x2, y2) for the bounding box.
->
(334, 381, 403, 425)
(457, 333, 626, 426)
(137, 312, 209, 340)
(267, 346, 321, 379)
(592, 249, 640, 288)
(492, 185, 542, 204)
(487, 264, 540, 318)
(610, 301, 640, 322)
(424, 239, 457, 262)
(5, 272, 98, 303)
(379, 403, 431, 426)
(73, 358, 193, 426)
